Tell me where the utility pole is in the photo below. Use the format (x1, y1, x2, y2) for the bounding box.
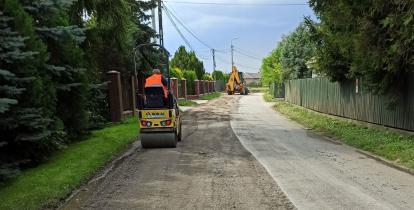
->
(151, 8, 156, 43)
(231, 44, 234, 67)
(212, 49, 216, 72)
(231, 37, 238, 69)
(157, 0, 164, 47)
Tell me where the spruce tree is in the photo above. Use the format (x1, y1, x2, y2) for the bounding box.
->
(26, 0, 89, 137)
(0, 1, 55, 180)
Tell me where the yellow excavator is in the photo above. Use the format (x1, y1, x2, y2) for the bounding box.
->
(226, 66, 249, 95)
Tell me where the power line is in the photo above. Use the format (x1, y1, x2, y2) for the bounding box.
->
(163, 6, 195, 51)
(234, 49, 262, 60)
(216, 54, 258, 71)
(163, 6, 211, 61)
(235, 47, 261, 58)
(164, 1, 307, 6)
(163, 3, 213, 49)
(214, 49, 231, 54)
(234, 61, 260, 70)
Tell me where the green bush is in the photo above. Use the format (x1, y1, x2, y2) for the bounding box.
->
(212, 70, 224, 81)
(171, 67, 184, 79)
(202, 73, 213, 81)
(183, 70, 196, 95)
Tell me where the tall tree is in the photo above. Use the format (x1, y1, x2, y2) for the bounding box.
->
(170, 46, 205, 79)
(0, 0, 159, 180)
(280, 22, 316, 79)
(260, 21, 316, 85)
(308, 0, 414, 99)
(170, 46, 189, 70)
(0, 0, 76, 179)
(260, 46, 282, 86)
(29, 0, 90, 138)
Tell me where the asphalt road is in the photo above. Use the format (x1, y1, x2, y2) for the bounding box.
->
(231, 93, 414, 210)
(60, 95, 294, 210)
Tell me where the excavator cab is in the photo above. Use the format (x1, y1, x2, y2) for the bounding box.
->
(134, 44, 182, 148)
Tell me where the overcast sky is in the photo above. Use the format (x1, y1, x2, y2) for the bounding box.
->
(160, 0, 316, 73)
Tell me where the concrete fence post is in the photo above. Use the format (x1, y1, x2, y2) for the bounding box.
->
(107, 71, 123, 122)
(181, 79, 187, 100)
(194, 80, 200, 97)
(171, 78, 179, 99)
(213, 81, 216, 92)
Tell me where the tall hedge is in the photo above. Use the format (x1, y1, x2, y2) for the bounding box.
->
(183, 70, 196, 95)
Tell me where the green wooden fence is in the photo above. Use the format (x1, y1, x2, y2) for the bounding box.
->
(285, 76, 414, 131)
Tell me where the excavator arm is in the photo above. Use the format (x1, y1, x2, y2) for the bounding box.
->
(226, 66, 247, 95)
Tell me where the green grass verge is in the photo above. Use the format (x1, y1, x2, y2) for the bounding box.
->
(0, 118, 139, 210)
(200, 92, 221, 100)
(263, 89, 277, 102)
(249, 87, 267, 93)
(274, 101, 414, 170)
(178, 99, 198, 107)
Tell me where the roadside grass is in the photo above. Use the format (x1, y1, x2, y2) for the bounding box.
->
(178, 99, 198, 107)
(249, 87, 267, 93)
(200, 92, 221, 100)
(0, 118, 139, 210)
(274, 101, 414, 170)
(263, 89, 277, 102)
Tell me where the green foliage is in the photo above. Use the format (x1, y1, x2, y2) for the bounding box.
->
(0, 0, 156, 181)
(263, 90, 276, 102)
(308, 0, 414, 99)
(183, 70, 196, 95)
(170, 45, 206, 79)
(280, 22, 316, 79)
(0, 117, 138, 210)
(212, 70, 225, 81)
(200, 92, 221, 100)
(170, 46, 189, 70)
(260, 46, 282, 86)
(261, 21, 316, 87)
(189, 52, 205, 79)
(202, 73, 213, 81)
(177, 99, 197, 107)
(171, 67, 184, 79)
(0, 0, 71, 180)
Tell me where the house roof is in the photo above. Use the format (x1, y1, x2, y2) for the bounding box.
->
(244, 72, 260, 79)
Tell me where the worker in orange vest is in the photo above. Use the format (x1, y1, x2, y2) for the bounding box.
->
(145, 69, 168, 98)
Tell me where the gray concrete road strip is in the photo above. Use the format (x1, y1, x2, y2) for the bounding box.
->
(231, 93, 414, 210)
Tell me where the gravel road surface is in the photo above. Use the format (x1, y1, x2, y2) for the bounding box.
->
(60, 95, 294, 210)
(231, 93, 414, 210)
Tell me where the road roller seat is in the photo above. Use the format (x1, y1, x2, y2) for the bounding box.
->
(144, 86, 166, 108)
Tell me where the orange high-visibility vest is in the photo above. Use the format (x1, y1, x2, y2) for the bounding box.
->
(145, 74, 168, 98)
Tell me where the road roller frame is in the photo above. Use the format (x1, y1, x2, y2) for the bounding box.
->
(134, 43, 182, 148)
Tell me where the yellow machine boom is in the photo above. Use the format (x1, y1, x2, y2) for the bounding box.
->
(226, 66, 247, 95)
